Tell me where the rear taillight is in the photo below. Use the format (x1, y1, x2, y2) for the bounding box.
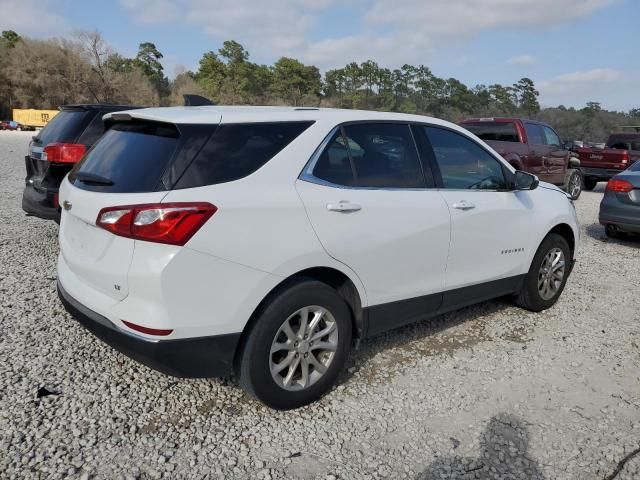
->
(42, 143, 87, 163)
(621, 152, 629, 165)
(96, 202, 217, 246)
(606, 179, 633, 193)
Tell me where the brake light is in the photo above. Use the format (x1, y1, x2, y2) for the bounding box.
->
(606, 179, 633, 193)
(42, 143, 87, 163)
(96, 202, 216, 246)
(121, 320, 173, 336)
(621, 152, 629, 165)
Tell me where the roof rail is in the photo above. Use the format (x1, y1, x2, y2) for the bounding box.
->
(294, 107, 319, 111)
(183, 94, 215, 107)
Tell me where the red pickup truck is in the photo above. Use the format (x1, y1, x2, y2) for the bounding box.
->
(460, 117, 582, 199)
(572, 132, 640, 190)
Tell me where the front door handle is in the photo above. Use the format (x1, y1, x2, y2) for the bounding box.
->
(327, 201, 362, 213)
(452, 200, 475, 211)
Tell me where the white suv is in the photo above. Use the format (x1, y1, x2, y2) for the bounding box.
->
(57, 106, 579, 409)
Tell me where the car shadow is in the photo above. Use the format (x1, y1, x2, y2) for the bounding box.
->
(584, 222, 640, 248)
(416, 413, 545, 479)
(337, 295, 517, 385)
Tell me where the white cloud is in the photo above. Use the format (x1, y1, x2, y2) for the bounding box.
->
(118, 0, 618, 70)
(537, 68, 636, 110)
(0, 0, 68, 36)
(507, 54, 536, 66)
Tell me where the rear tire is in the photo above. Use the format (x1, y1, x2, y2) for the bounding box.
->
(584, 177, 598, 191)
(238, 278, 352, 410)
(514, 233, 571, 312)
(605, 224, 623, 239)
(563, 169, 583, 200)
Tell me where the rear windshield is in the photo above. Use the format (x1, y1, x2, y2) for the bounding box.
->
(70, 122, 179, 193)
(34, 110, 93, 146)
(175, 121, 314, 189)
(462, 122, 520, 143)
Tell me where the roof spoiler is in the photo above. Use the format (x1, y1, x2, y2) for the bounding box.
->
(183, 94, 215, 107)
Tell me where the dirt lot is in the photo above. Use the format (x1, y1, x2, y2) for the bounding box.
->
(1, 130, 639, 479)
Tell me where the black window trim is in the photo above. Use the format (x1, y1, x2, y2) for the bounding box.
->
(299, 120, 434, 191)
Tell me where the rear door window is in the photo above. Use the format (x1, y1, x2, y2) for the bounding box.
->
(312, 123, 427, 188)
(70, 122, 180, 193)
(175, 122, 314, 188)
(462, 122, 519, 142)
(34, 109, 94, 146)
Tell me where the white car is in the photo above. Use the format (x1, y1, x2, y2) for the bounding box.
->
(57, 106, 579, 409)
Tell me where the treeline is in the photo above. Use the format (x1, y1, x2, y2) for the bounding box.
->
(1, 30, 638, 142)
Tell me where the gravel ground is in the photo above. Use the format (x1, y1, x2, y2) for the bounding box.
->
(1, 130, 639, 480)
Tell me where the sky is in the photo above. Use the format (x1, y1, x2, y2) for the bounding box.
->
(1, 0, 637, 111)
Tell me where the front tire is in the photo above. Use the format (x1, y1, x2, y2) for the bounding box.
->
(238, 278, 352, 410)
(514, 233, 571, 312)
(564, 169, 583, 200)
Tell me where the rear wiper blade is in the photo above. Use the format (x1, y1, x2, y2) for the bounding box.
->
(74, 172, 114, 186)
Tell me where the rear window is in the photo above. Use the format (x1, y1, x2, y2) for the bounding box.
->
(175, 121, 313, 189)
(607, 135, 640, 151)
(463, 122, 519, 143)
(70, 122, 180, 193)
(35, 110, 93, 146)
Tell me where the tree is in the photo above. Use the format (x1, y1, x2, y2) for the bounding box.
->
(1, 30, 21, 48)
(195, 51, 226, 101)
(271, 57, 320, 106)
(512, 77, 540, 115)
(134, 42, 168, 99)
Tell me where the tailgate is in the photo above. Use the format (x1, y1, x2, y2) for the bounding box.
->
(577, 147, 629, 170)
(58, 178, 166, 301)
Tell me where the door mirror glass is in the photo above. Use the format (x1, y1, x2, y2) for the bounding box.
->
(514, 170, 539, 190)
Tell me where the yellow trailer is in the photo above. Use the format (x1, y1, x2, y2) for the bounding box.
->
(12, 109, 59, 128)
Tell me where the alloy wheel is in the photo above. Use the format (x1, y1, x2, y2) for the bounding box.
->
(269, 306, 338, 391)
(537, 247, 565, 300)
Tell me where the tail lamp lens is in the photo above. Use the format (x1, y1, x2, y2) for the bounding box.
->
(96, 202, 217, 246)
(43, 143, 87, 163)
(606, 179, 633, 193)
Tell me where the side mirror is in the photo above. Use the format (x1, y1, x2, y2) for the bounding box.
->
(563, 140, 574, 151)
(514, 170, 539, 191)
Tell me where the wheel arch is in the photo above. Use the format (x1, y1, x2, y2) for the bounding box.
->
(546, 222, 576, 259)
(233, 266, 365, 370)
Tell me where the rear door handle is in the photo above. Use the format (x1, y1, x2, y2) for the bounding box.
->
(327, 201, 362, 213)
(452, 200, 475, 211)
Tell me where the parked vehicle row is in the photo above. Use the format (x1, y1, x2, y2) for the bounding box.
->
(572, 131, 640, 190)
(55, 106, 580, 409)
(1, 120, 35, 131)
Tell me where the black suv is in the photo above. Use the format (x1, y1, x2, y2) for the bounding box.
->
(22, 104, 142, 221)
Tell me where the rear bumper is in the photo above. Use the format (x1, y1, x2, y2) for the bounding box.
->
(599, 196, 640, 233)
(57, 281, 241, 378)
(22, 184, 60, 221)
(581, 166, 624, 180)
